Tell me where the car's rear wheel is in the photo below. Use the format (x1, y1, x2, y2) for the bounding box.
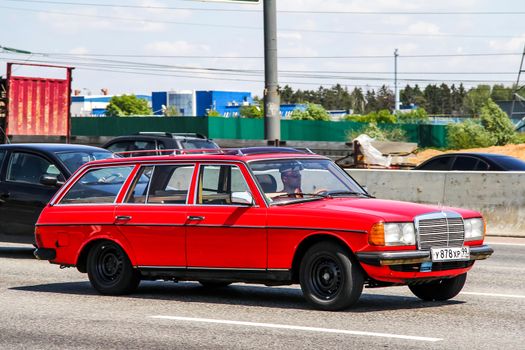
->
(87, 241, 140, 295)
(299, 241, 364, 311)
(198, 280, 232, 288)
(408, 273, 467, 301)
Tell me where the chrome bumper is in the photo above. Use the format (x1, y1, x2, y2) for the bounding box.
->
(356, 244, 494, 266)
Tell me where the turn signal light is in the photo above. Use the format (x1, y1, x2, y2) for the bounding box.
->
(369, 222, 385, 246)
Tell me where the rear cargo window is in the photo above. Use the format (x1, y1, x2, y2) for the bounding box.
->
(60, 166, 133, 204)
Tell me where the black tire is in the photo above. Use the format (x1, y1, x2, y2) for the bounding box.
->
(299, 241, 364, 311)
(198, 280, 232, 288)
(87, 241, 140, 295)
(408, 273, 467, 301)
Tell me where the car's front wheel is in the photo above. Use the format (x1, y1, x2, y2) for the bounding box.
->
(87, 241, 140, 295)
(408, 273, 467, 301)
(299, 241, 364, 311)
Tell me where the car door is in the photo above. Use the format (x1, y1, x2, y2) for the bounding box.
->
(114, 163, 195, 267)
(185, 163, 267, 269)
(0, 150, 66, 242)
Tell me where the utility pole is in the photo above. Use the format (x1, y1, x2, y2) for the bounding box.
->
(394, 48, 400, 112)
(263, 0, 281, 145)
(510, 44, 525, 127)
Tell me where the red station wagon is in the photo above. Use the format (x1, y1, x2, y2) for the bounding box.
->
(34, 147, 493, 310)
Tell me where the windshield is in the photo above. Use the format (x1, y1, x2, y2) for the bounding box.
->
(249, 158, 367, 204)
(56, 151, 114, 173)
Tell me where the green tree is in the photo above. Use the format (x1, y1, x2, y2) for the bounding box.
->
(350, 87, 366, 114)
(396, 108, 429, 124)
(447, 120, 495, 149)
(463, 85, 491, 116)
(163, 105, 180, 116)
(206, 109, 222, 117)
(105, 94, 151, 117)
(376, 85, 395, 111)
(490, 84, 513, 101)
(279, 85, 295, 104)
(290, 103, 330, 121)
(479, 99, 517, 145)
(239, 105, 263, 118)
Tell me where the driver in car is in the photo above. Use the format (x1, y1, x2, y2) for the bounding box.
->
(279, 161, 304, 197)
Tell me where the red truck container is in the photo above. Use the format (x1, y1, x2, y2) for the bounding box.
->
(1, 62, 74, 142)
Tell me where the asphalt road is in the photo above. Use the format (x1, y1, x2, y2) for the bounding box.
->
(0, 237, 524, 350)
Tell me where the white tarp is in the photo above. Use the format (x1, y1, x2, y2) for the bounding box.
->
(354, 134, 392, 167)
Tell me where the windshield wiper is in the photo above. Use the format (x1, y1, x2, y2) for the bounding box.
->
(327, 191, 375, 198)
(271, 192, 329, 199)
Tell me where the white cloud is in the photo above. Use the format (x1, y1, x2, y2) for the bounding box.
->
(278, 32, 303, 41)
(489, 34, 525, 51)
(145, 41, 211, 55)
(69, 47, 89, 55)
(405, 21, 442, 36)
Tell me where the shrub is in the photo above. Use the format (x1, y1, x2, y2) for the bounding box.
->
(290, 103, 330, 121)
(396, 108, 429, 124)
(344, 109, 396, 123)
(447, 120, 495, 149)
(347, 122, 407, 142)
(479, 99, 518, 145)
(206, 109, 222, 117)
(239, 105, 263, 118)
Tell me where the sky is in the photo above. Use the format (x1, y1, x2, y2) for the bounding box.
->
(1, 0, 525, 97)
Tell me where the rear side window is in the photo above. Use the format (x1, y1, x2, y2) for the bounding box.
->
(106, 140, 157, 157)
(125, 164, 194, 204)
(418, 156, 453, 170)
(452, 157, 479, 170)
(60, 166, 133, 204)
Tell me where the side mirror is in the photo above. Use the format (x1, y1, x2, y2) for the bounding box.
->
(40, 175, 63, 187)
(231, 191, 254, 206)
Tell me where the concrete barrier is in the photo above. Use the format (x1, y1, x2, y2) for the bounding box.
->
(347, 169, 525, 238)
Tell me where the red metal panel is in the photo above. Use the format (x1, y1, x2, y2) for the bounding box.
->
(6, 63, 73, 137)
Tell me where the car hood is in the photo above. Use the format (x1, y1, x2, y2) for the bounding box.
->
(276, 197, 480, 222)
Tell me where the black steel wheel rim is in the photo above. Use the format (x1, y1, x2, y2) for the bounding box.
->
(95, 245, 124, 284)
(310, 255, 343, 300)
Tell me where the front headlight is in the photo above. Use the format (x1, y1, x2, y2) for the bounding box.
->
(369, 222, 416, 246)
(464, 218, 485, 241)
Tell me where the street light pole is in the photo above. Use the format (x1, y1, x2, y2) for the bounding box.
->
(394, 48, 400, 112)
(263, 0, 280, 144)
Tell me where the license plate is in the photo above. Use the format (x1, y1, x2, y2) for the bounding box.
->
(431, 246, 470, 262)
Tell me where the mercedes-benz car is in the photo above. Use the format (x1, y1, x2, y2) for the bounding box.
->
(34, 147, 493, 310)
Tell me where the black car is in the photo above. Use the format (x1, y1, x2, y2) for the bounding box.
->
(414, 152, 525, 171)
(102, 132, 219, 157)
(0, 143, 114, 244)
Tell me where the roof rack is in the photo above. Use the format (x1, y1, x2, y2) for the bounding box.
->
(135, 132, 208, 139)
(113, 146, 317, 158)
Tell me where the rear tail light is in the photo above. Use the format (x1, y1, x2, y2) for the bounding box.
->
(34, 227, 43, 247)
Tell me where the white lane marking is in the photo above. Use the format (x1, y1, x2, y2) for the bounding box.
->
(486, 242, 525, 247)
(149, 315, 442, 342)
(461, 292, 525, 299)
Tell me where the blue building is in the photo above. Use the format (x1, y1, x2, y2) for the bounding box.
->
(152, 90, 253, 117)
(71, 94, 151, 117)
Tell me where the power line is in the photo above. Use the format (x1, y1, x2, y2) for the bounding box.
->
(1, 54, 516, 84)
(6, 0, 525, 16)
(29, 51, 524, 59)
(0, 5, 520, 39)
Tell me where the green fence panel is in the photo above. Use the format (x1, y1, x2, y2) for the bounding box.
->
(208, 117, 264, 139)
(70, 116, 449, 148)
(281, 120, 366, 142)
(71, 117, 209, 137)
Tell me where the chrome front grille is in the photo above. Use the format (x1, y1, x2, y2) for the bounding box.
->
(415, 212, 465, 250)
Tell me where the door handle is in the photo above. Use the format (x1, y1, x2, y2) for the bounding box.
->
(187, 215, 205, 221)
(115, 215, 132, 221)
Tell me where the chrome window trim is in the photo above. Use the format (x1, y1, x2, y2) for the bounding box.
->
(193, 162, 255, 207)
(55, 165, 135, 206)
